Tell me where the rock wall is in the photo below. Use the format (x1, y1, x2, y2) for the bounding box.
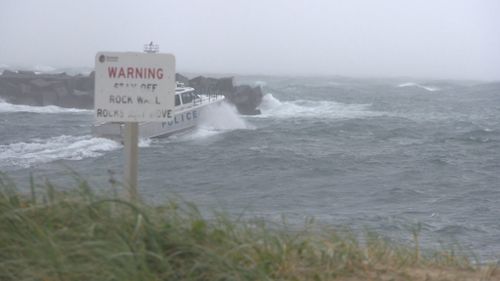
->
(0, 70, 94, 108)
(0, 71, 263, 115)
(184, 74, 262, 115)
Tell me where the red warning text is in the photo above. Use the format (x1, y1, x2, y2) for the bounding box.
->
(107, 67, 164, 80)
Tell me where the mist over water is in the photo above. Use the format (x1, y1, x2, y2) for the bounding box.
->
(1, 76, 500, 261)
(2, 1, 500, 80)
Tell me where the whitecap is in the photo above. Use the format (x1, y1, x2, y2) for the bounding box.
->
(256, 93, 381, 120)
(138, 138, 152, 147)
(182, 102, 254, 140)
(33, 65, 57, 73)
(397, 82, 440, 92)
(254, 80, 267, 87)
(0, 135, 121, 168)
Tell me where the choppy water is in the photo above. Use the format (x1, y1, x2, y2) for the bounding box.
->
(1, 76, 499, 261)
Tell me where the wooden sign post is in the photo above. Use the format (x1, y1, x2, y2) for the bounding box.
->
(123, 122, 139, 200)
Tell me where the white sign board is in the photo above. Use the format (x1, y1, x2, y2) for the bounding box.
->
(94, 52, 175, 122)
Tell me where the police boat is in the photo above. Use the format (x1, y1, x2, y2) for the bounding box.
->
(92, 82, 225, 141)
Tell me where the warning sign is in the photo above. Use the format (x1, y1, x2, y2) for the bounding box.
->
(94, 52, 175, 122)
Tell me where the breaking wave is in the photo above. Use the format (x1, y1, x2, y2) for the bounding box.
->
(257, 93, 381, 119)
(0, 99, 91, 114)
(33, 65, 57, 73)
(0, 135, 120, 169)
(397, 82, 440, 92)
(254, 80, 267, 87)
(184, 102, 253, 140)
(138, 138, 153, 147)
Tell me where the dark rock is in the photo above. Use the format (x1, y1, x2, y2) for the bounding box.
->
(225, 85, 263, 115)
(216, 77, 234, 92)
(1, 70, 17, 77)
(187, 75, 262, 115)
(17, 71, 36, 76)
(189, 76, 219, 90)
(30, 79, 54, 88)
(53, 84, 70, 97)
(41, 90, 58, 106)
(175, 73, 190, 85)
(58, 94, 93, 109)
(75, 75, 94, 92)
(0, 70, 91, 108)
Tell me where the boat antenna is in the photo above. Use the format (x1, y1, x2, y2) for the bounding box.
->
(144, 41, 159, 54)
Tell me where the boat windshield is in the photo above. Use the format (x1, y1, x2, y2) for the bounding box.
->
(175, 94, 181, 106)
(181, 92, 195, 104)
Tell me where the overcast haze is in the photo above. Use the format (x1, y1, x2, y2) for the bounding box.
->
(1, 0, 499, 80)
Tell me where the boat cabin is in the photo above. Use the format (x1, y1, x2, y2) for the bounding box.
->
(175, 85, 200, 107)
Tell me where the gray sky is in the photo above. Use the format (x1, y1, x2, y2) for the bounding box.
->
(1, 0, 499, 80)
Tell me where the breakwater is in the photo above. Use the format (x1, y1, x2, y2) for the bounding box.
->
(0, 70, 263, 115)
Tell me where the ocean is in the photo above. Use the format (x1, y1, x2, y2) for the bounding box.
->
(1, 76, 499, 261)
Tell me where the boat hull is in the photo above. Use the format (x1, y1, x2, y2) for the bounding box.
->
(92, 99, 224, 141)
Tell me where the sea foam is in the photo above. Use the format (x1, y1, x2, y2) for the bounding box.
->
(0, 135, 120, 169)
(257, 93, 381, 119)
(182, 102, 253, 140)
(397, 82, 440, 92)
(33, 64, 57, 73)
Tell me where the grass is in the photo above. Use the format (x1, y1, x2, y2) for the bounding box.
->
(0, 174, 498, 281)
